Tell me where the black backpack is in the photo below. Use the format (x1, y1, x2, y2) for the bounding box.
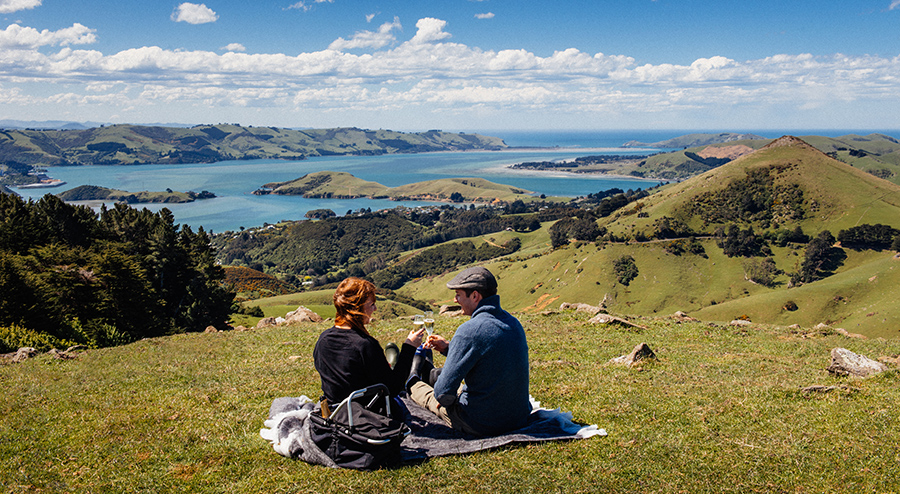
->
(308, 384, 410, 470)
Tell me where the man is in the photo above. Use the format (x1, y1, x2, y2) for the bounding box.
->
(406, 266, 531, 436)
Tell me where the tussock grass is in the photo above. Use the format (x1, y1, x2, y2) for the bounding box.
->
(3, 313, 900, 493)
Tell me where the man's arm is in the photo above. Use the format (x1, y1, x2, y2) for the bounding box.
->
(432, 328, 480, 406)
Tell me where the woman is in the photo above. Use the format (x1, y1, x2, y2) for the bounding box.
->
(313, 277, 424, 406)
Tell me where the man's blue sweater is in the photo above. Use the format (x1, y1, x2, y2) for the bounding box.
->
(433, 295, 531, 435)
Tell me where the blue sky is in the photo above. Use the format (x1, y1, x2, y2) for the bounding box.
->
(1, 0, 899, 131)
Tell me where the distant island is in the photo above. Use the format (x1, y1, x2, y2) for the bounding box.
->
(255, 171, 537, 203)
(0, 124, 507, 167)
(57, 185, 216, 204)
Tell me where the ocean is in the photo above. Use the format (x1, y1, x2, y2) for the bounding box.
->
(15, 129, 898, 233)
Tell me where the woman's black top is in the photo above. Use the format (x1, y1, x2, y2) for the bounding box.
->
(313, 325, 416, 404)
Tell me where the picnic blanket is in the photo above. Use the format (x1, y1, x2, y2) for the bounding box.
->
(260, 394, 605, 466)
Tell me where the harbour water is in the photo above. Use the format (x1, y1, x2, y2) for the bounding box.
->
(15, 129, 896, 233)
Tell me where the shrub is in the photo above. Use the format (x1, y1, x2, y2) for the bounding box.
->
(0, 324, 78, 353)
(613, 255, 639, 286)
(742, 257, 782, 287)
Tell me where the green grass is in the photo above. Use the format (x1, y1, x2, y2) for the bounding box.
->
(3, 313, 900, 493)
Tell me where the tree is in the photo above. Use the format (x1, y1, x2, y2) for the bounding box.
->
(549, 218, 575, 249)
(571, 218, 602, 241)
(798, 230, 843, 283)
(743, 257, 781, 287)
(0, 197, 234, 348)
(613, 255, 639, 286)
(837, 224, 900, 250)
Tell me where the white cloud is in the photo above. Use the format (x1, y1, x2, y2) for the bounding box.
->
(285, 0, 333, 12)
(329, 17, 401, 51)
(890, 0, 900, 10)
(171, 3, 218, 24)
(0, 0, 41, 14)
(3, 16, 900, 129)
(366, 13, 377, 22)
(409, 18, 451, 44)
(222, 43, 247, 52)
(475, 12, 494, 20)
(0, 23, 96, 50)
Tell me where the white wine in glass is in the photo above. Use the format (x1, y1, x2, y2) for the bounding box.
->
(423, 311, 434, 336)
(413, 314, 425, 332)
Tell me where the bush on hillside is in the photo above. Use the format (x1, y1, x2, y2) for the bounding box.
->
(716, 224, 768, 258)
(837, 224, 900, 251)
(662, 237, 707, 257)
(796, 230, 845, 283)
(743, 257, 782, 287)
(613, 255, 639, 286)
(687, 166, 805, 227)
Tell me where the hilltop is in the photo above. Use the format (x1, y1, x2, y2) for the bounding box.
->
(256, 171, 537, 203)
(539, 133, 900, 185)
(0, 124, 507, 166)
(391, 137, 900, 337)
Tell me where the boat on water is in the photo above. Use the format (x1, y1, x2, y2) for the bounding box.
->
(16, 179, 67, 189)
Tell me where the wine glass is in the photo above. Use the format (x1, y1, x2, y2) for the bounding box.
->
(423, 310, 434, 336)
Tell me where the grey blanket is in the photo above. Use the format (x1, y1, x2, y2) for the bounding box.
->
(260, 395, 605, 466)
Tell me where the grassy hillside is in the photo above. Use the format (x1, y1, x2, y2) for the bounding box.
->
(393, 138, 900, 338)
(0, 125, 507, 166)
(261, 171, 390, 198)
(387, 177, 535, 203)
(606, 133, 900, 185)
(604, 136, 900, 238)
(258, 172, 540, 204)
(3, 315, 899, 492)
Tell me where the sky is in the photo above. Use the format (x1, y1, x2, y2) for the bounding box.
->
(1, 0, 899, 132)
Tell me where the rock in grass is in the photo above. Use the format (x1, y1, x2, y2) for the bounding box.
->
(609, 343, 656, 367)
(9, 347, 37, 363)
(256, 317, 277, 329)
(559, 302, 603, 316)
(439, 305, 463, 317)
(283, 306, 323, 324)
(589, 313, 648, 330)
(826, 348, 888, 378)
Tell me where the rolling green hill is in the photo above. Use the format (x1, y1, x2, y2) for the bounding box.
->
(259, 171, 389, 198)
(606, 136, 900, 237)
(258, 172, 538, 203)
(393, 136, 900, 338)
(0, 124, 507, 166)
(619, 133, 900, 185)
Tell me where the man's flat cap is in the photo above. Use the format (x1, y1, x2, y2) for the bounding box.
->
(446, 266, 497, 291)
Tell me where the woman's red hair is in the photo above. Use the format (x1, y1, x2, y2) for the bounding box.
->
(333, 277, 376, 334)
